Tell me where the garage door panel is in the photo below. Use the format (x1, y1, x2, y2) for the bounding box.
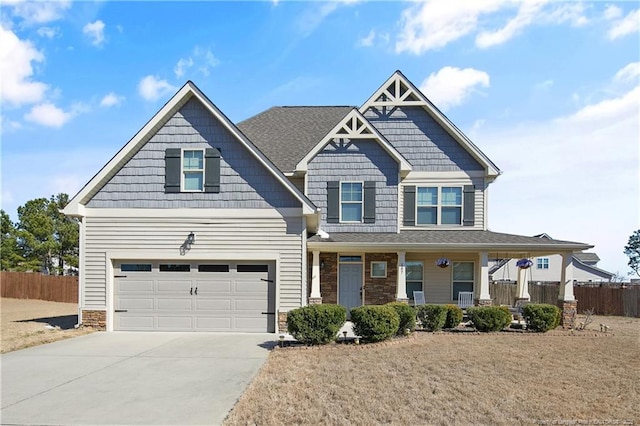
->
(234, 280, 268, 294)
(195, 299, 232, 311)
(235, 317, 267, 331)
(195, 280, 232, 294)
(117, 280, 154, 293)
(118, 298, 155, 310)
(235, 299, 268, 311)
(158, 316, 193, 330)
(157, 297, 193, 311)
(118, 315, 155, 330)
(195, 317, 233, 330)
(157, 280, 193, 293)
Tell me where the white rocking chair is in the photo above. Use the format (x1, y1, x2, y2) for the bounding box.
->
(457, 291, 474, 309)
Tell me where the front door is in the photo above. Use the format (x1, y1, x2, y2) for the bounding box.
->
(339, 263, 363, 314)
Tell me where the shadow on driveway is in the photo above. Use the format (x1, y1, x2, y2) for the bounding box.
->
(16, 314, 78, 330)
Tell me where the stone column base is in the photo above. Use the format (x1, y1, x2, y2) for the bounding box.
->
(82, 310, 106, 330)
(558, 300, 578, 328)
(396, 297, 409, 304)
(308, 297, 322, 305)
(278, 312, 288, 333)
(515, 297, 530, 304)
(475, 299, 493, 306)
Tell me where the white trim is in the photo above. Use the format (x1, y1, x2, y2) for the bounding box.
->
(337, 253, 365, 307)
(359, 71, 500, 178)
(404, 171, 486, 179)
(301, 224, 308, 306)
(77, 219, 85, 325)
(180, 148, 205, 192)
(81, 207, 304, 218)
(370, 261, 387, 278)
(62, 81, 317, 217)
(415, 186, 463, 226)
(451, 260, 475, 301)
(339, 181, 364, 223)
(405, 260, 424, 301)
(295, 109, 412, 175)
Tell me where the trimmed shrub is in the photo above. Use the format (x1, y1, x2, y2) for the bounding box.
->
(444, 304, 463, 329)
(386, 302, 416, 334)
(287, 304, 347, 345)
(351, 305, 400, 343)
(522, 303, 561, 332)
(416, 304, 448, 331)
(467, 306, 512, 332)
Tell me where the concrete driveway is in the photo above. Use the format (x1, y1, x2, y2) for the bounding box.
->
(1, 332, 275, 425)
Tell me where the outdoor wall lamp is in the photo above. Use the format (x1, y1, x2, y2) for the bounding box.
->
(320, 260, 325, 269)
(187, 232, 196, 245)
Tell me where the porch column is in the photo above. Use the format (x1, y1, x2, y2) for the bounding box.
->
(476, 251, 492, 306)
(309, 250, 322, 304)
(558, 252, 577, 328)
(396, 251, 408, 303)
(515, 265, 530, 302)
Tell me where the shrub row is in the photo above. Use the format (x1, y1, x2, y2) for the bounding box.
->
(416, 304, 463, 331)
(522, 303, 561, 332)
(286, 304, 346, 345)
(467, 306, 512, 332)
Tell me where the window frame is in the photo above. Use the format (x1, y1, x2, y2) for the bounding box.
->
(537, 257, 550, 270)
(181, 149, 205, 192)
(415, 186, 463, 226)
(370, 261, 387, 278)
(452, 261, 474, 301)
(339, 181, 364, 223)
(405, 261, 424, 301)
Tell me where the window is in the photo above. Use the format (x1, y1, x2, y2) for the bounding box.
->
(371, 261, 387, 278)
(237, 265, 269, 273)
(452, 262, 474, 301)
(159, 264, 191, 272)
(339, 255, 362, 263)
(537, 258, 549, 269)
(182, 150, 204, 191)
(406, 261, 423, 300)
(416, 187, 462, 225)
(198, 264, 229, 272)
(120, 264, 152, 272)
(340, 182, 363, 222)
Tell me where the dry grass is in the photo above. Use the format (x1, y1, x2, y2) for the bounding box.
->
(225, 316, 640, 425)
(1, 298, 95, 353)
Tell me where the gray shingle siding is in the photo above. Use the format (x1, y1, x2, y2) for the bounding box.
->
(307, 139, 398, 233)
(87, 98, 299, 209)
(364, 106, 484, 172)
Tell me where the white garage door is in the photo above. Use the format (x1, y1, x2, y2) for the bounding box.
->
(113, 261, 275, 332)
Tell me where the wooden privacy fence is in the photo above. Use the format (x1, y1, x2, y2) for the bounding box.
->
(1, 272, 78, 303)
(491, 281, 639, 317)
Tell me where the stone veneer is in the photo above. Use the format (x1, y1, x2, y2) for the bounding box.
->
(475, 299, 493, 306)
(82, 310, 106, 330)
(558, 300, 577, 328)
(278, 312, 288, 333)
(364, 253, 397, 305)
(318, 253, 338, 304)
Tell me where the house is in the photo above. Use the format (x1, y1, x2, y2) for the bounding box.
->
(63, 71, 591, 333)
(489, 234, 614, 283)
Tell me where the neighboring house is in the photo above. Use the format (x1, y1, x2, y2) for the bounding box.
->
(63, 71, 591, 332)
(489, 234, 614, 283)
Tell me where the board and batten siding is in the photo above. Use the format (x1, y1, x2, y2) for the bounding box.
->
(83, 214, 304, 311)
(87, 97, 299, 209)
(399, 176, 486, 230)
(364, 106, 484, 172)
(307, 139, 398, 233)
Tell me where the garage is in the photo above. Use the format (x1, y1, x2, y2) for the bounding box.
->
(113, 261, 275, 332)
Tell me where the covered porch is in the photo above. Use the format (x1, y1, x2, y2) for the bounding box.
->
(306, 230, 592, 327)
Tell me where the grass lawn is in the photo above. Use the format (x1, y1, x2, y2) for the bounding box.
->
(224, 315, 639, 425)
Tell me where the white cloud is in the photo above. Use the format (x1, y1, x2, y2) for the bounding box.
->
(174, 57, 193, 78)
(0, 25, 48, 106)
(534, 79, 554, 91)
(419, 66, 490, 111)
(36, 26, 59, 39)
(137, 75, 176, 101)
(614, 62, 640, 84)
(24, 102, 73, 127)
(83, 20, 105, 46)
(100, 92, 124, 107)
(395, 0, 508, 54)
(604, 5, 622, 21)
(295, 0, 358, 38)
(476, 0, 546, 48)
(357, 29, 376, 47)
(608, 9, 640, 40)
(6, 0, 71, 26)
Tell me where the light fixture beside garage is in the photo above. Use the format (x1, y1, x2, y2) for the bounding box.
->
(187, 232, 196, 245)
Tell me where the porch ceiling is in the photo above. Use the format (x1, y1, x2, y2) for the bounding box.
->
(307, 230, 592, 256)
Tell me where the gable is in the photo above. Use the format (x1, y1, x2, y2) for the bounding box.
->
(87, 98, 301, 209)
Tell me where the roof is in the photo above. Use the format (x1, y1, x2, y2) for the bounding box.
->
(307, 230, 592, 253)
(573, 252, 601, 263)
(63, 81, 318, 217)
(237, 106, 353, 173)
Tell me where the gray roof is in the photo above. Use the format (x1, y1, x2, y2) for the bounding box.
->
(237, 106, 353, 173)
(308, 230, 592, 251)
(573, 252, 600, 263)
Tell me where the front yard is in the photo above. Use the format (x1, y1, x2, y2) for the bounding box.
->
(225, 315, 639, 425)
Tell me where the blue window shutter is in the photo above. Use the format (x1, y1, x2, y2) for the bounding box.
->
(164, 148, 181, 193)
(403, 185, 416, 226)
(463, 185, 475, 226)
(327, 181, 339, 223)
(363, 181, 376, 223)
(204, 148, 221, 193)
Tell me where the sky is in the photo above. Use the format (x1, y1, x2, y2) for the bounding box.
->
(1, 0, 638, 277)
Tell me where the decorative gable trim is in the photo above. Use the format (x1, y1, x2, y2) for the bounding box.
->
(295, 108, 412, 176)
(360, 70, 501, 179)
(63, 81, 317, 217)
